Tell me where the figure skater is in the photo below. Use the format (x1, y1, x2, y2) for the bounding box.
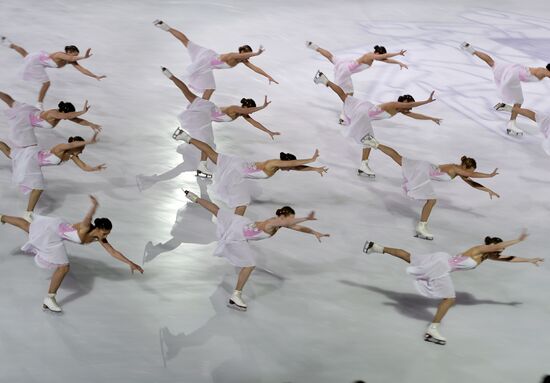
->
(460, 42, 550, 136)
(1, 91, 100, 150)
(306, 42, 407, 122)
(164, 68, 276, 175)
(0, 196, 144, 313)
(493, 104, 550, 155)
(153, 20, 278, 100)
(176, 130, 327, 215)
(362, 138, 499, 239)
(313, 71, 441, 177)
(0, 133, 105, 220)
(1, 37, 106, 109)
(182, 190, 329, 311)
(363, 231, 543, 345)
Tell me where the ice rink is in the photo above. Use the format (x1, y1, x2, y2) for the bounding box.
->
(1, 0, 549, 382)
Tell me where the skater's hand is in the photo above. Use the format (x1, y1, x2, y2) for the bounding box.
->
(529, 257, 544, 266)
(488, 190, 500, 199)
(268, 77, 279, 85)
(130, 262, 144, 274)
(518, 230, 529, 242)
(94, 164, 107, 171)
(87, 132, 99, 144)
(399, 49, 407, 56)
(432, 118, 442, 125)
(427, 91, 436, 103)
(262, 95, 271, 108)
(84, 48, 93, 59)
(311, 149, 320, 161)
(314, 232, 330, 242)
(90, 123, 102, 132)
(399, 63, 409, 70)
(268, 131, 281, 140)
(95, 75, 107, 81)
(316, 166, 329, 176)
(306, 211, 316, 221)
(489, 168, 499, 177)
(89, 195, 99, 206)
(82, 100, 91, 113)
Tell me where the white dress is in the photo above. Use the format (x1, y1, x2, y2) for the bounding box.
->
(21, 215, 82, 269)
(533, 109, 550, 155)
(341, 96, 392, 144)
(332, 57, 370, 94)
(22, 51, 58, 83)
(401, 159, 452, 200)
(176, 97, 217, 171)
(185, 41, 231, 93)
(211, 154, 268, 208)
(11, 149, 61, 194)
(213, 208, 271, 267)
(4, 101, 54, 148)
(492, 61, 540, 104)
(406, 253, 478, 298)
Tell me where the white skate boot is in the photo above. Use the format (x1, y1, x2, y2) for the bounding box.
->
(415, 221, 434, 240)
(360, 134, 379, 149)
(313, 70, 329, 86)
(363, 241, 384, 254)
(228, 290, 247, 311)
(172, 127, 191, 142)
(153, 19, 171, 31)
(424, 323, 446, 345)
(358, 160, 375, 178)
(196, 161, 212, 178)
(305, 41, 319, 51)
(0, 36, 12, 47)
(493, 102, 512, 112)
(506, 120, 524, 137)
(36, 102, 43, 111)
(459, 42, 475, 54)
(23, 211, 34, 223)
(338, 112, 349, 125)
(43, 293, 62, 313)
(143, 241, 163, 264)
(182, 189, 199, 202)
(161, 66, 173, 79)
(136, 174, 158, 192)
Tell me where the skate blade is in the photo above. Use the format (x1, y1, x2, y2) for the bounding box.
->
(506, 129, 523, 137)
(363, 240, 374, 254)
(414, 234, 434, 241)
(493, 103, 508, 111)
(42, 304, 62, 314)
(172, 127, 184, 139)
(424, 334, 446, 345)
(227, 301, 247, 312)
(195, 171, 212, 178)
(357, 170, 375, 178)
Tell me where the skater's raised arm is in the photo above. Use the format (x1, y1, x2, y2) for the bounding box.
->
(80, 195, 99, 230)
(232, 95, 271, 115)
(99, 240, 144, 274)
(51, 49, 91, 63)
(267, 149, 320, 168)
(72, 62, 106, 80)
(243, 61, 278, 84)
(464, 232, 529, 257)
(71, 156, 106, 172)
(459, 177, 500, 199)
(226, 46, 264, 61)
(266, 211, 317, 231)
(386, 91, 436, 109)
(402, 111, 441, 125)
(69, 117, 101, 132)
(287, 224, 330, 242)
(52, 132, 98, 153)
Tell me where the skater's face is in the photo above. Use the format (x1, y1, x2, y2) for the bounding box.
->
(97, 229, 111, 239)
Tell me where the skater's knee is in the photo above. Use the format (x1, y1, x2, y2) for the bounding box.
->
(427, 199, 437, 206)
(41, 81, 51, 88)
(444, 297, 455, 305)
(57, 264, 70, 274)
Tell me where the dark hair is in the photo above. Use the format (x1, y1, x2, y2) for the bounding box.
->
(542, 375, 550, 383)
(280, 152, 297, 161)
(276, 206, 295, 217)
(397, 94, 415, 102)
(93, 218, 112, 231)
(238, 45, 252, 53)
(373, 45, 387, 54)
(547, 64, 550, 71)
(484, 236, 503, 245)
(64, 45, 79, 54)
(68, 136, 85, 143)
(58, 101, 76, 113)
(460, 155, 477, 169)
(240, 98, 256, 108)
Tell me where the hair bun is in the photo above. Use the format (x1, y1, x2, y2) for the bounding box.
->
(484, 236, 492, 244)
(374, 45, 379, 49)
(58, 101, 65, 108)
(461, 155, 467, 161)
(68, 136, 74, 143)
(241, 98, 246, 103)
(276, 208, 282, 216)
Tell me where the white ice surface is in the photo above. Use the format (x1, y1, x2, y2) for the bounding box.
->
(1, 1, 550, 382)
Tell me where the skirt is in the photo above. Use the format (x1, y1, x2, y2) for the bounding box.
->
(5, 101, 39, 148)
(333, 57, 356, 94)
(406, 252, 455, 299)
(492, 61, 526, 104)
(342, 96, 375, 145)
(211, 154, 255, 208)
(21, 215, 71, 269)
(401, 158, 438, 200)
(11, 146, 44, 194)
(213, 208, 256, 267)
(186, 41, 218, 92)
(21, 51, 57, 83)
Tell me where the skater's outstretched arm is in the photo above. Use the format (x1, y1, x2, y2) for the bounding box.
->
(379, 58, 408, 69)
(72, 63, 106, 80)
(47, 101, 90, 120)
(71, 156, 106, 172)
(99, 240, 144, 273)
(265, 211, 317, 231)
(286, 224, 330, 242)
(80, 195, 99, 230)
(226, 47, 264, 61)
(243, 61, 278, 84)
(373, 50, 406, 61)
(52, 132, 98, 153)
(455, 166, 498, 179)
(489, 254, 544, 265)
(292, 165, 328, 176)
(243, 116, 280, 139)
(232, 95, 271, 115)
(402, 111, 441, 125)
(459, 177, 500, 199)
(69, 117, 101, 132)
(387, 91, 436, 109)
(268, 149, 320, 168)
(464, 231, 529, 257)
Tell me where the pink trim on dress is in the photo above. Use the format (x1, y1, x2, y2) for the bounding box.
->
(429, 167, 445, 178)
(57, 223, 76, 239)
(29, 113, 43, 126)
(368, 106, 385, 119)
(243, 164, 263, 175)
(243, 224, 263, 239)
(38, 52, 51, 64)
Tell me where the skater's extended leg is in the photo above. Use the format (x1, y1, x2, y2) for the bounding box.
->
(473, 50, 494, 67)
(381, 246, 411, 263)
(0, 91, 15, 107)
(377, 144, 403, 166)
(38, 81, 51, 103)
(48, 265, 70, 294)
(27, 189, 43, 212)
(0, 141, 11, 158)
(512, 105, 537, 122)
(9, 42, 28, 58)
(189, 138, 218, 163)
(0, 215, 30, 232)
